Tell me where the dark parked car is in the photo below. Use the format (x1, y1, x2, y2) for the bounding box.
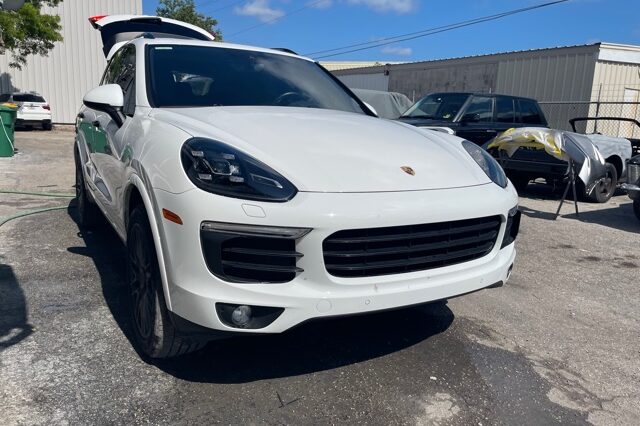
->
(397, 92, 548, 145)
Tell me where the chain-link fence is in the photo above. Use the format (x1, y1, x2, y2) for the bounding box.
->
(539, 101, 640, 140)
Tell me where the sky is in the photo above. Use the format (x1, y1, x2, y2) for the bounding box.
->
(141, 0, 640, 62)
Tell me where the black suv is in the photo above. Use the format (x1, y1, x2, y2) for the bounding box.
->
(397, 92, 548, 145)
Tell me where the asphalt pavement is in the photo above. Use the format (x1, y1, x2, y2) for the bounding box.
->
(1, 130, 638, 425)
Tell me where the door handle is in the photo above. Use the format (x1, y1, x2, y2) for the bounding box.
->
(92, 120, 100, 128)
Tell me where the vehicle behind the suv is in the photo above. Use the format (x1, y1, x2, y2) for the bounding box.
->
(398, 92, 547, 145)
(0, 91, 52, 130)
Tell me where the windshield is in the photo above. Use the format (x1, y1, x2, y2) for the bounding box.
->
(401, 93, 469, 121)
(147, 45, 365, 113)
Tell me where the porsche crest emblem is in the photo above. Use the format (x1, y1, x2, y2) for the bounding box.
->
(401, 166, 415, 176)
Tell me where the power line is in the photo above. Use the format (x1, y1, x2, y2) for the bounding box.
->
(228, 0, 329, 38)
(306, 1, 564, 57)
(200, 0, 248, 13)
(307, 0, 569, 59)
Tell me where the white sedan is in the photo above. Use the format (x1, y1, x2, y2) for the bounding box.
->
(76, 15, 520, 358)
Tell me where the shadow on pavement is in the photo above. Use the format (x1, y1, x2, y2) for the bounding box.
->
(66, 203, 134, 351)
(0, 258, 33, 351)
(65, 204, 454, 383)
(520, 197, 640, 233)
(158, 301, 453, 384)
(569, 202, 640, 233)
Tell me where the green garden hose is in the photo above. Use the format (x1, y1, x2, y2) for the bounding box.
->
(0, 189, 75, 227)
(0, 189, 75, 198)
(0, 206, 70, 227)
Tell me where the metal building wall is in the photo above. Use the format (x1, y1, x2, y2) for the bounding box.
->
(495, 45, 598, 102)
(0, 0, 142, 124)
(495, 45, 599, 130)
(590, 46, 640, 138)
(337, 74, 390, 91)
(592, 60, 640, 101)
(388, 60, 499, 99)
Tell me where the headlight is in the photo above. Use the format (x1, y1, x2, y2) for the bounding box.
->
(462, 140, 508, 188)
(181, 138, 297, 202)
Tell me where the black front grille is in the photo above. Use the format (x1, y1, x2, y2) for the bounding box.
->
(323, 216, 502, 278)
(201, 232, 302, 283)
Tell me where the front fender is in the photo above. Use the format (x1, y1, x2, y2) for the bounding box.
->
(125, 173, 174, 311)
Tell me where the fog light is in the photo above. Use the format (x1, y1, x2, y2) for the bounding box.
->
(216, 303, 284, 329)
(231, 305, 252, 327)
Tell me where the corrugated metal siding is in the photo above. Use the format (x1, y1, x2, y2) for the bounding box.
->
(388, 62, 499, 99)
(591, 60, 640, 101)
(496, 50, 597, 102)
(590, 60, 640, 138)
(338, 74, 389, 91)
(0, 0, 142, 123)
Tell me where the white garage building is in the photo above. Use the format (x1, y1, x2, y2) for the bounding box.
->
(0, 0, 142, 124)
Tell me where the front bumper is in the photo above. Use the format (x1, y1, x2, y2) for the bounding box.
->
(15, 118, 51, 126)
(153, 183, 518, 334)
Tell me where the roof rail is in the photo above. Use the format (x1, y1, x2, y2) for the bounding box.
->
(271, 48, 299, 55)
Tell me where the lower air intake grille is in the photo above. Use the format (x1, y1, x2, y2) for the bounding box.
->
(323, 216, 501, 278)
(201, 232, 302, 283)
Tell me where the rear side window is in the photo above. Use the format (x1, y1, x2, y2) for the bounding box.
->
(462, 96, 493, 122)
(495, 97, 515, 123)
(518, 99, 544, 124)
(12, 94, 45, 102)
(0, 94, 10, 102)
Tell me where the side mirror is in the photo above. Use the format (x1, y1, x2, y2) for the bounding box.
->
(363, 102, 378, 117)
(83, 84, 125, 127)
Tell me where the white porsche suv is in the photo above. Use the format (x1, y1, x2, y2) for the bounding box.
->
(76, 15, 520, 358)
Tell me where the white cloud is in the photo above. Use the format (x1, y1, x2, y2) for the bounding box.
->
(381, 46, 413, 56)
(235, 0, 285, 23)
(310, 0, 333, 9)
(348, 0, 417, 13)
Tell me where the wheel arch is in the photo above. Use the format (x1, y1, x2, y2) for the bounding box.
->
(124, 176, 174, 311)
(605, 155, 623, 179)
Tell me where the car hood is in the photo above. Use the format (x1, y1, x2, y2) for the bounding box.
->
(153, 106, 491, 192)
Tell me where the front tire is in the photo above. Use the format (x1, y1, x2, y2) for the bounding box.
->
(74, 148, 99, 229)
(582, 162, 618, 203)
(127, 205, 204, 358)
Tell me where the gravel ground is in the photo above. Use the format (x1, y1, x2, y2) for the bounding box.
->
(1, 130, 638, 425)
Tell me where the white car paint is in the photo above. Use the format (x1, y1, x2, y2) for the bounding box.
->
(84, 84, 124, 108)
(76, 25, 518, 344)
(151, 106, 492, 192)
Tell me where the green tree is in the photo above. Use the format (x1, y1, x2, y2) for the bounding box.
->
(157, 0, 222, 40)
(0, 0, 63, 69)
